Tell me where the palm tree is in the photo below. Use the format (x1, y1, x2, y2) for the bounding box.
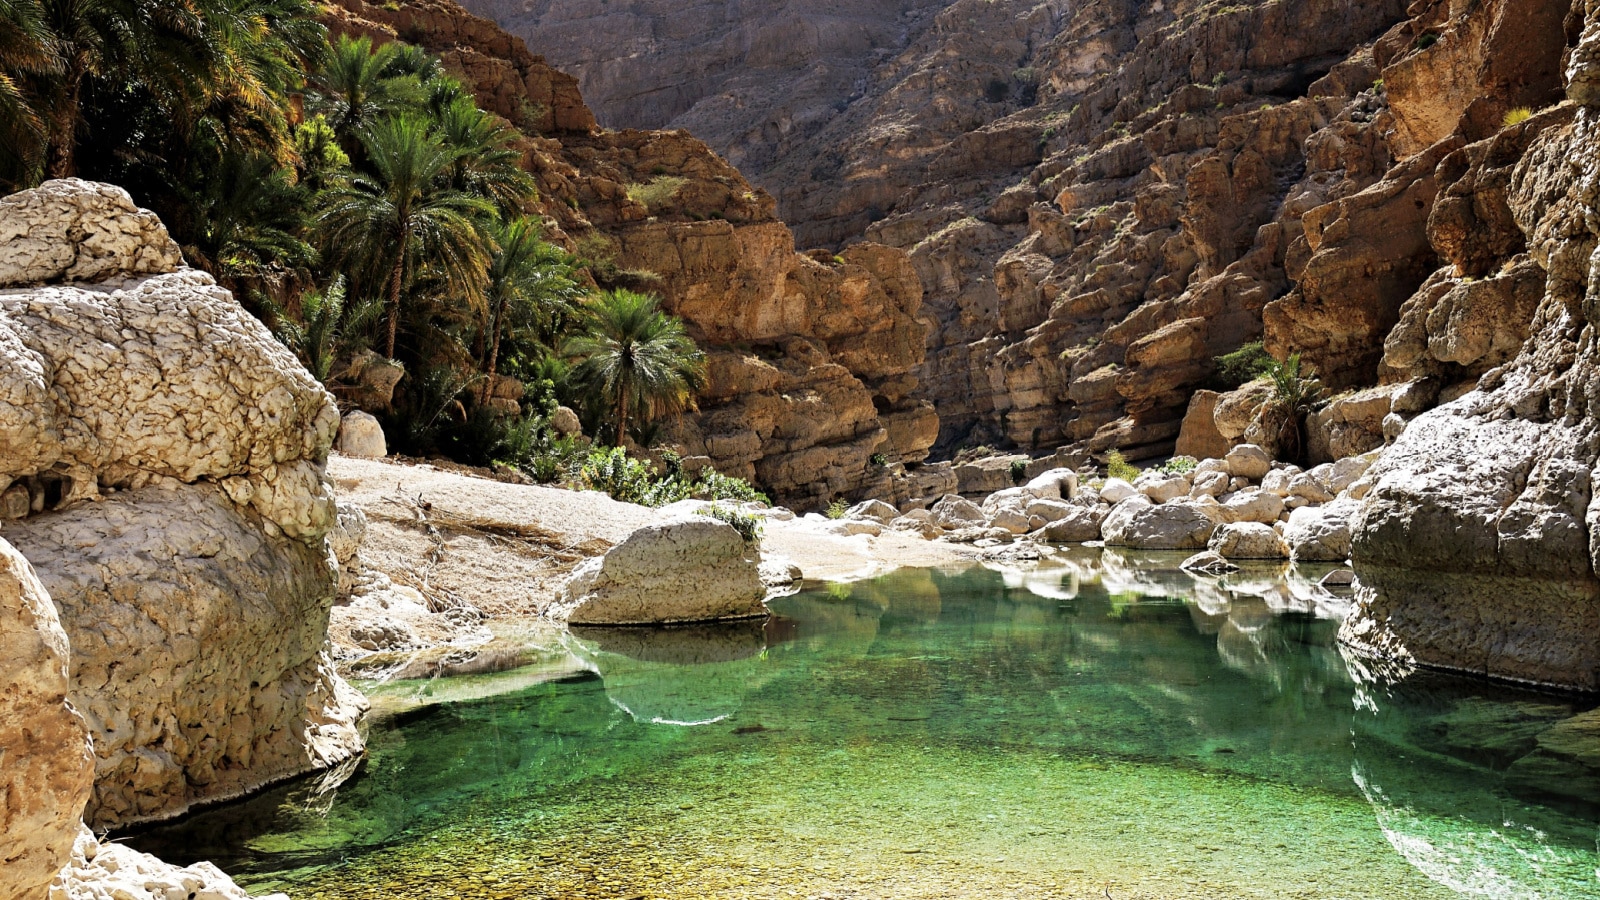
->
(307, 33, 411, 148)
(1261, 353, 1323, 465)
(567, 289, 706, 447)
(434, 95, 537, 214)
(177, 148, 315, 280)
(0, 0, 56, 189)
(317, 113, 494, 359)
(36, 0, 210, 178)
(478, 216, 580, 403)
(269, 276, 380, 383)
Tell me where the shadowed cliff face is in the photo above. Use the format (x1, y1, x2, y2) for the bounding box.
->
(321, 0, 938, 508)
(467, 0, 1577, 463)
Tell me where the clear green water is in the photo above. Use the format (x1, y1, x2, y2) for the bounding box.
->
(131, 553, 1600, 899)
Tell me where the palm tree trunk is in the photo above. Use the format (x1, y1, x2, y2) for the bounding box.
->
(614, 376, 629, 448)
(384, 249, 404, 359)
(45, 63, 84, 179)
(479, 297, 503, 406)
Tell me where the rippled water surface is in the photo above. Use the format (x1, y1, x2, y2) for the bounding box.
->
(132, 552, 1600, 899)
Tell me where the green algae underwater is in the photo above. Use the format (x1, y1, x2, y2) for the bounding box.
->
(130, 553, 1600, 899)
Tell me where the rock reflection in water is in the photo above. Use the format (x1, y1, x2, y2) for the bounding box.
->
(1344, 650, 1600, 899)
(565, 618, 781, 726)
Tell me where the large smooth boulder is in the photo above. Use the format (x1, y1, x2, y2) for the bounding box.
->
(1225, 444, 1272, 480)
(845, 498, 900, 523)
(1284, 500, 1356, 562)
(1022, 467, 1079, 500)
(931, 494, 986, 529)
(1220, 489, 1286, 524)
(335, 411, 387, 459)
(1209, 522, 1289, 560)
(552, 515, 766, 624)
(1103, 499, 1223, 551)
(0, 538, 93, 900)
(1035, 504, 1110, 542)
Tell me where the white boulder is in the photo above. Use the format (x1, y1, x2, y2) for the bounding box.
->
(1209, 522, 1290, 559)
(1284, 500, 1357, 562)
(1225, 444, 1272, 480)
(335, 410, 387, 458)
(552, 515, 765, 625)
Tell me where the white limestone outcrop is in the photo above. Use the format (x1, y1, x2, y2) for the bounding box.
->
(0, 538, 94, 900)
(552, 514, 766, 624)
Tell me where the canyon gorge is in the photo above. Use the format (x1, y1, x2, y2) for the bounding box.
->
(8, 0, 1600, 898)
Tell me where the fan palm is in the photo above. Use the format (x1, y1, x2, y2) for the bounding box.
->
(318, 114, 494, 359)
(567, 289, 706, 447)
(176, 147, 315, 290)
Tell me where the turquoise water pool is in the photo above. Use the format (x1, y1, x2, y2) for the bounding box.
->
(130, 552, 1600, 899)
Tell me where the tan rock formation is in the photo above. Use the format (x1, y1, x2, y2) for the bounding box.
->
(322, 0, 935, 507)
(0, 179, 364, 828)
(551, 515, 766, 625)
(1344, 14, 1600, 689)
(0, 538, 93, 900)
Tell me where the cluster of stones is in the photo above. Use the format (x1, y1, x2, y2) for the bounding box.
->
(806, 444, 1374, 569)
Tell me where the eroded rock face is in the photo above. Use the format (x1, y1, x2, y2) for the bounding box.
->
(6, 485, 366, 828)
(551, 515, 766, 625)
(321, 0, 934, 508)
(1344, 9, 1600, 691)
(0, 538, 94, 900)
(0, 179, 182, 286)
(0, 179, 364, 828)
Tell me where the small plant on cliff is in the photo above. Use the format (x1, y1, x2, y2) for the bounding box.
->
(870, 452, 888, 468)
(1503, 107, 1534, 128)
(1010, 459, 1028, 485)
(826, 498, 850, 519)
(703, 503, 763, 544)
(626, 175, 688, 211)
(1212, 341, 1275, 390)
(1105, 449, 1139, 482)
(1260, 353, 1324, 466)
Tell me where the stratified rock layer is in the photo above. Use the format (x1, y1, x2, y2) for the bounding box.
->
(1344, 5, 1600, 691)
(0, 538, 94, 900)
(0, 179, 365, 828)
(322, 0, 935, 507)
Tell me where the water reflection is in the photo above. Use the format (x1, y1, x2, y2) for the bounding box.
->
(127, 559, 1600, 900)
(1344, 652, 1600, 899)
(564, 619, 780, 725)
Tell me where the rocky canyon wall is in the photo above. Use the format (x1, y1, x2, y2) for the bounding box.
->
(1343, 0, 1600, 692)
(479, 0, 1576, 467)
(0, 180, 367, 830)
(324, 0, 937, 507)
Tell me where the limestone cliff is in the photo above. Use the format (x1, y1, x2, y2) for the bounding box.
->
(0, 180, 366, 829)
(323, 0, 937, 507)
(480, 0, 1574, 466)
(1343, 0, 1600, 692)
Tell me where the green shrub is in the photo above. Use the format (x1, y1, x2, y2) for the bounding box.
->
(826, 498, 850, 519)
(703, 503, 762, 544)
(1503, 107, 1534, 128)
(870, 452, 888, 467)
(625, 175, 688, 210)
(1415, 32, 1438, 50)
(1212, 341, 1274, 389)
(1105, 449, 1139, 482)
(1159, 455, 1198, 476)
(698, 469, 769, 505)
(1010, 459, 1028, 485)
(580, 447, 658, 504)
